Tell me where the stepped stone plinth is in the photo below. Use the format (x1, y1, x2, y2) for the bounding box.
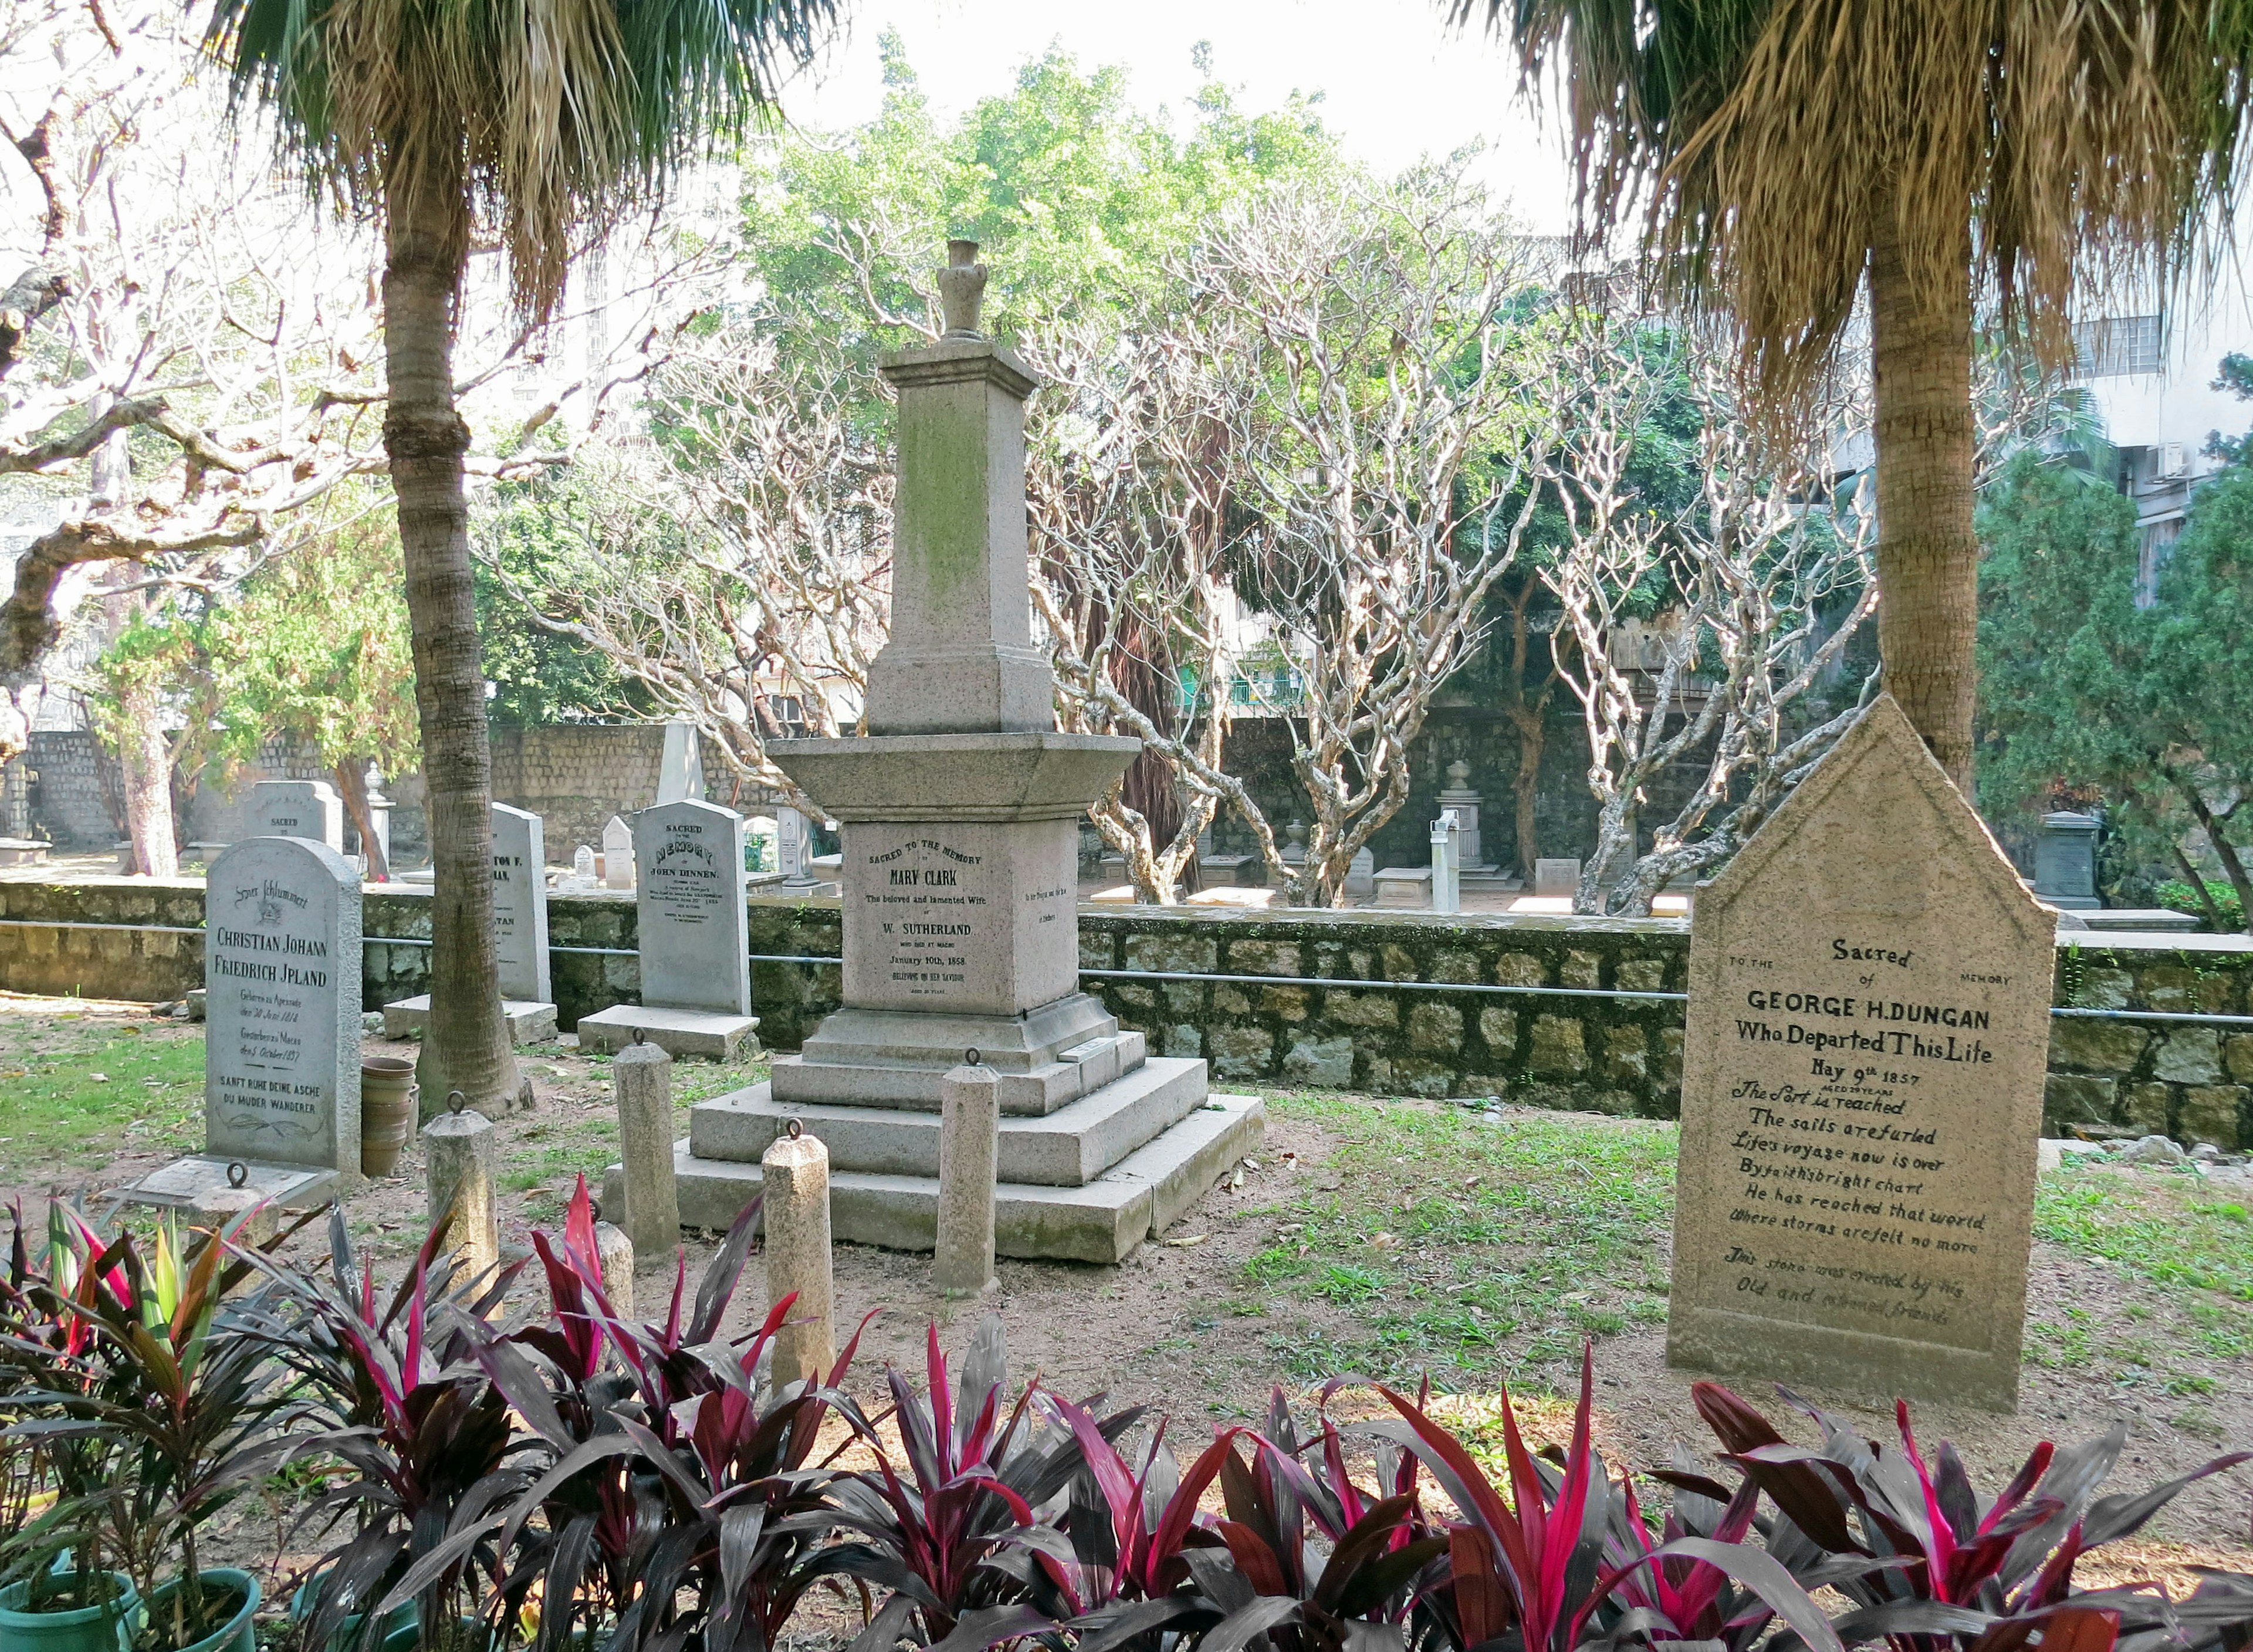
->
(632, 245, 1260, 1262)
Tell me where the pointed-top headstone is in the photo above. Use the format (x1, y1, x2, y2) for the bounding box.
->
(657, 721, 706, 804)
(602, 815, 634, 889)
(1666, 695, 2053, 1411)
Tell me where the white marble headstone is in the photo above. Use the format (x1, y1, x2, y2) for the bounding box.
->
(603, 815, 634, 889)
(632, 800, 750, 1015)
(777, 806, 808, 880)
(248, 780, 344, 852)
(574, 844, 596, 882)
(204, 837, 361, 1175)
(490, 804, 552, 1003)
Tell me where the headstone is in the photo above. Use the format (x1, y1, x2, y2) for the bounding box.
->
(1534, 858, 1581, 900)
(1374, 866, 1434, 909)
(602, 816, 634, 889)
(1344, 847, 1376, 902)
(576, 800, 757, 1059)
(573, 844, 596, 883)
(613, 1040, 681, 1261)
(379, 803, 557, 1045)
(427, 1103, 500, 1289)
(202, 837, 361, 1180)
(489, 804, 552, 1004)
(777, 805, 810, 881)
(935, 1059, 1000, 1295)
(763, 1128, 835, 1387)
(2032, 811, 2100, 909)
(1666, 696, 2052, 1412)
(657, 721, 706, 804)
(633, 800, 750, 1014)
(248, 780, 343, 853)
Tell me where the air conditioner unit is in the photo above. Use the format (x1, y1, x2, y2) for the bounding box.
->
(2156, 442, 2189, 479)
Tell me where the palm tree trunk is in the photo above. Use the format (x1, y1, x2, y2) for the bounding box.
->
(1868, 216, 1979, 793)
(384, 187, 518, 1117)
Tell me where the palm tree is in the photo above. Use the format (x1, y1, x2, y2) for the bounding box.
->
(207, 0, 836, 1112)
(1457, 0, 2253, 790)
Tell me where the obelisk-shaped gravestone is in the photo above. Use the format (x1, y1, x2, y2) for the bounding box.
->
(634, 242, 1266, 1266)
(124, 836, 362, 1213)
(1666, 696, 2053, 1411)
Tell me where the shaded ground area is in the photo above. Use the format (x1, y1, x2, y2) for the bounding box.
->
(4, 991, 2251, 1587)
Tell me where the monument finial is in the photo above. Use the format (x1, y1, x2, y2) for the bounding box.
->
(938, 239, 987, 338)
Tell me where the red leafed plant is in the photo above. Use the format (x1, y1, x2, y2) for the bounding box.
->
(1690, 1380, 2253, 1652)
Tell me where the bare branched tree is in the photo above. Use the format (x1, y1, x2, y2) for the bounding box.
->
(1542, 319, 1880, 916)
(1026, 321, 1261, 903)
(483, 328, 893, 808)
(1210, 167, 1561, 906)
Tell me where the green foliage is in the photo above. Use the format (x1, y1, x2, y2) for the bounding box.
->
(740, 35, 1347, 365)
(474, 476, 635, 726)
(1976, 441, 2253, 916)
(2159, 879, 2245, 929)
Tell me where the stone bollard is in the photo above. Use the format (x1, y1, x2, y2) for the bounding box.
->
(613, 1038, 680, 1265)
(761, 1123, 834, 1389)
(594, 1220, 636, 1319)
(426, 1093, 501, 1292)
(935, 1053, 1000, 1296)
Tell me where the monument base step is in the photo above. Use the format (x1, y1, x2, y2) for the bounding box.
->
(688, 1056, 1209, 1186)
(113, 1155, 340, 1214)
(576, 1005, 760, 1061)
(772, 1027, 1146, 1116)
(383, 995, 557, 1044)
(609, 1093, 1264, 1264)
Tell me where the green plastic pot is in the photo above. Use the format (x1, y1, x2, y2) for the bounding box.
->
(134, 1570, 258, 1652)
(289, 1572, 414, 1652)
(0, 1571, 137, 1652)
(381, 1618, 485, 1652)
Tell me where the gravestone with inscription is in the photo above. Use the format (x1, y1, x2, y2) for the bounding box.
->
(248, 780, 344, 852)
(577, 799, 757, 1059)
(123, 836, 361, 1213)
(381, 804, 557, 1044)
(617, 242, 1264, 1265)
(1666, 695, 2052, 1411)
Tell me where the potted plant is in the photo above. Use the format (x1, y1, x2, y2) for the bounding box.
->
(12, 1210, 306, 1652)
(0, 1207, 137, 1652)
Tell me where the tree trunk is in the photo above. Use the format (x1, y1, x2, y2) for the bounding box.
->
(1868, 215, 1980, 793)
(335, 759, 389, 882)
(384, 186, 519, 1118)
(114, 683, 176, 876)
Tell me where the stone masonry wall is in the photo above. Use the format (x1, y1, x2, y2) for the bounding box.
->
(4, 879, 2249, 1147)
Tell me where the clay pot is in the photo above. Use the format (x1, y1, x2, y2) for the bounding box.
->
(360, 1056, 418, 1176)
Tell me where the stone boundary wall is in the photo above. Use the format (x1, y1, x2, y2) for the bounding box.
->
(4, 879, 2249, 1147)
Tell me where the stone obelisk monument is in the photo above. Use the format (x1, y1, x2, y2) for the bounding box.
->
(635, 243, 1263, 1263)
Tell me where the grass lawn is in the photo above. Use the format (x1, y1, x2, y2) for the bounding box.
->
(0, 1001, 202, 1177)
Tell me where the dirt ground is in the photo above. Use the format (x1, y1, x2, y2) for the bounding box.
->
(5, 991, 2252, 1612)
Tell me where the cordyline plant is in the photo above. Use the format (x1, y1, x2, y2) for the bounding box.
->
(486, 1179, 874, 1652)
(241, 1205, 525, 1652)
(812, 1318, 1131, 1652)
(1689, 1381, 2253, 1652)
(6, 1205, 311, 1651)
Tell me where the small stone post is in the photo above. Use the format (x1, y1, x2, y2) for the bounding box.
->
(1430, 813, 1461, 915)
(761, 1123, 835, 1388)
(426, 1094, 500, 1289)
(594, 1220, 636, 1318)
(935, 1054, 1000, 1295)
(613, 1038, 681, 1264)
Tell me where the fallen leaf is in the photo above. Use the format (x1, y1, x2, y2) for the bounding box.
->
(89, 1072, 109, 1083)
(1370, 1231, 1398, 1250)
(1163, 1234, 1209, 1248)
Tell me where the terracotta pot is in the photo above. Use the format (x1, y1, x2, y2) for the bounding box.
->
(360, 1056, 418, 1176)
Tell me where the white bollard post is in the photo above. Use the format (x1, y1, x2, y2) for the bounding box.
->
(761, 1122, 835, 1388)
(935, 1052, 1000, 1296)
(613, 1038, 680, 1265)
(426, 1092, 501, 1291)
